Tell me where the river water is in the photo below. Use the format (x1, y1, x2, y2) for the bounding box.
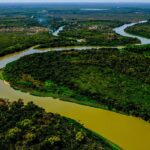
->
(0, 22, 150, 150)
(114, 20, 150, 44)
(52, 26, 65, 36)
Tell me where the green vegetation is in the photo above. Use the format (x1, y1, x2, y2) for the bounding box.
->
(3, 48, 150, 121)
(0, 70, 4, 80)
(0, 99, 119, 150)
(58, 20, 139, 46)
(0, 5, 142, 56)
(0, 8, 66, 56)
(125, 21, 150, 38)
(0, 18, 139, 57)
(124, 44, 150, 56)
(0, 13, 53, 56)
(0, 32, 53, 57)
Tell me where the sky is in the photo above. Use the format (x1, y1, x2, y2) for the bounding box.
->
(0, 0, 150, 3)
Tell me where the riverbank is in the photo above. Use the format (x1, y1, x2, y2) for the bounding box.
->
(125, 20, 150, 39)
(3, 79, 146, 122)
(114, 20, 150, 45)
(3, 48, 150, 122)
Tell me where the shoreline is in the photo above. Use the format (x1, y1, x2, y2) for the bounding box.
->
(1, 72, 148, 123)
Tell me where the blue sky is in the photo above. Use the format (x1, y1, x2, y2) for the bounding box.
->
(1, 0, 150, 3)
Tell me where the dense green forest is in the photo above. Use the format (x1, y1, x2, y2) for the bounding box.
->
(3, 48, 150, 121)
(0, 99, 119, 150)
(125, 21, 150, 38)
(124, 44, 150, 56)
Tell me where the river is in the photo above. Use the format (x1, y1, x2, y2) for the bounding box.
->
(0, 21, 150, 150)
(52, 26, 65, 36)
(114, 20, 150, 44)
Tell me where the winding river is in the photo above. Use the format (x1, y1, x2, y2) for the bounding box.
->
(1, 21, 150, 150)
(114, 20, 150, 44)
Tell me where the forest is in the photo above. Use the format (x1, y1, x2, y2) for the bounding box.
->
(0, 99, 118, 150)
(3, 48, 150, 121)
(124, 44, 150, 56)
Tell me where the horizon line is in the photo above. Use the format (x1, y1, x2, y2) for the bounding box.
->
(0, 2, 150, 4)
